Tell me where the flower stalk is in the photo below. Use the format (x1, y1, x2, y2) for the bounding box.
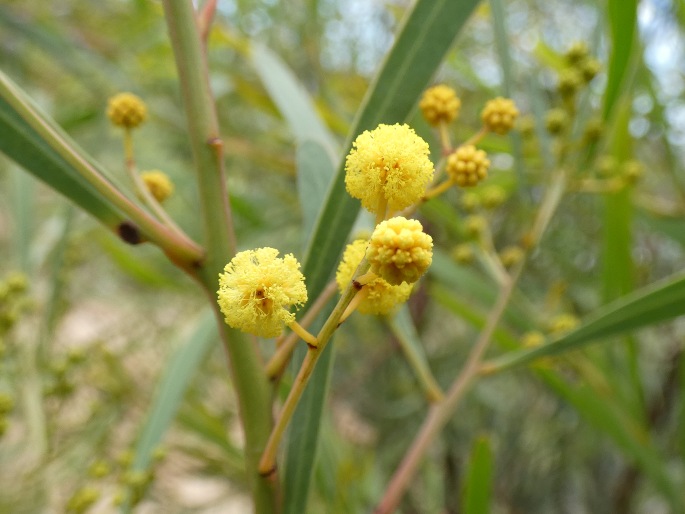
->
(375, 169, 568, 513)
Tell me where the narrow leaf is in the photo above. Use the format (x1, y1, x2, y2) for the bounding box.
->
(481, 269, 685, 373)
(387, 305, 444, 402)
(296, 139, 336, 250)
(133, 312, 217, 469)
(603, 0, 637, 119)
(120, 310, 218, 513)
(249, 42, 337, 152)
(461, 436, 494, 514)
(283, 1, 482, 512)
(545, 374, 683, 512)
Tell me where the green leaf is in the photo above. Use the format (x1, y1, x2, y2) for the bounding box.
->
(603, 0, 637, 119)
(0, 70, 203, 266)
(544, 373, 683, 512)
(249, 42, 338, 152)
(248, 42, 339, 251)
(295, 139, 337, 250)
(387, 305, 443, 402)
(481, 268, 685, 374)
(283, 1, 482, 512)
(461, 436, 494, 514)
(429, 249, 532, 332)
(120, 310, 218, 513)
(0, 84, 124, 229)
(9, 167, 34, 271)
(431, 284, 522, 350)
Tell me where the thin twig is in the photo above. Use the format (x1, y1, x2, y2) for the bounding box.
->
(374, 169, 568, 513)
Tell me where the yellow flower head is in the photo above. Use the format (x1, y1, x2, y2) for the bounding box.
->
(481, 185, 507, 209)
(548, 313, 579, 336)
(345, 124, 434, 214)
(545, 108, 569, 135)
(481, 97, 519, 135)
(217, 248, 308, 338)
(141, 170, 174, 203)
(107, 92, 147, 129)
(564, 42, 590, 66)
(464, 215, 487, 239)
(336, 240, 412, 315)
(419, 85, 461, 126)
(499, 245, 524, 268)
(521, 331, 546, 348)
(621, 160, 644, 184)
(451, 243, 474, 265)
(460, 191, 481, 212)
(580, 58, 601, 83)
(367, 217, 433, 285)
(446, 145, 490, 187)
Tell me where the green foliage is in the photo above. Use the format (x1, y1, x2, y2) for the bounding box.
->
(1, 1, 685, 513)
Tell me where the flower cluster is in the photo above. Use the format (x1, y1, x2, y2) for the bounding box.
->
(336, 240, 412, 315)
(419, 85, 461, 126)
(141, 170, 174, 203)
(481, 97, 519, 135)
(446, 145, 490, 187)
(217, 248, 307, 338)
(367, 217, 433, 286)
(107, 93, 147, 129)
(345, 124, 434, 214)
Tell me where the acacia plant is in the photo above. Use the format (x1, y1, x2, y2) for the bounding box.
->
(1, 0, 685, 513)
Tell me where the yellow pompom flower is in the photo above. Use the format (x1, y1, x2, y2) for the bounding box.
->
(481, 185, 507, 209)
(464, 215, 487, 239)
(345, 124, 434, 214)
(499, 245, 524, 268)
(141, 170, 174, 203)
(564, 42, 590, 66)
(451, 243, 474, 265)
(481, 97, 519, 135)
(419, 85, 461, 126)
(336, 240, 412, 315)
(548, 313, 579, 336)
(521, 330, 546, 348)
(217, 248, 308, 338)
(446, 145, 490, 187)
(107, 92, 147, 129)
(367, 217, 433, 285)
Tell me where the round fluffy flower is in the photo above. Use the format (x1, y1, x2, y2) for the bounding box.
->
(481, 185, 507, 209)
(446, 145, 490, 187)
(557, 69, 582, 98)
(336, 240, 411, 315)
(107, 92, 147, 129)
(451, 244, 474, 265)
(548, 313, 579, 336)
(521, 331, 546, 348)
(345, 124, 434, 214)
(141, 170, 174, 203)
(499, 245, 524, 268)
(564, 42, 589, 66)
(217, 248, 308, 338)
(367, 217, 433, 285)
(419, 85, 461, 126)
(545, 108, 569, 135)
(481, 97, 519, 135)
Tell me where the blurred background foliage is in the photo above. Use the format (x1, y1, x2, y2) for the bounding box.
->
(1, 0, 685, 513)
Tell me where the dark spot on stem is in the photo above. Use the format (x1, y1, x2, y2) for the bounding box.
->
(117, 221, 141, 245)
(352, 280, 363, 290)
